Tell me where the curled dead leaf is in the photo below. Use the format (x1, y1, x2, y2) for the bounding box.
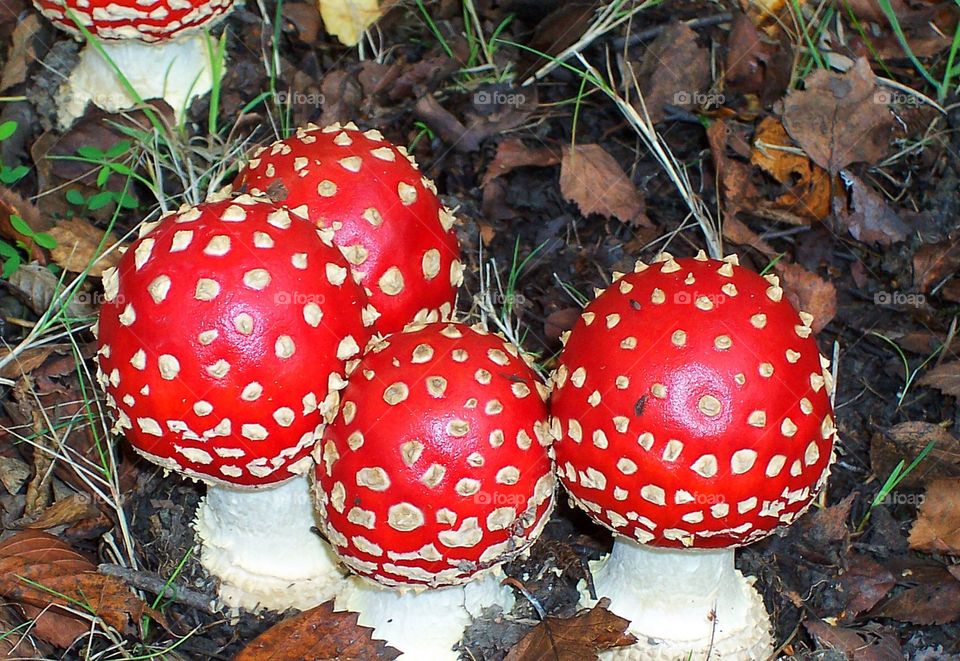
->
(0, 531, 166, 646)
(560, 144, 650, 227)
(750, 116, 831, 222)
(482, 138, 560, 188)
(47, 219, 122, 277)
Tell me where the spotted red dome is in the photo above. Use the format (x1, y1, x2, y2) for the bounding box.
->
(549, 253, 836, 549)
(95, 195, 377, 487)
(234, 122, 462, 335)
(314, 322, 555, 588)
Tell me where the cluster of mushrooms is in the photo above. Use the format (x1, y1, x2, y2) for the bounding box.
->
(94, 120, 838, 660)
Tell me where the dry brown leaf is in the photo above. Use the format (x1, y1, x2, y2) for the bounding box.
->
(632, 22, 711, 124)
(750, 116, 831, 221)
(840, 555, 896, 619)
(918, 361, 960, 398)
(832, 172, 908, 246)
(560, 144, 650, 226)
(705, 119, 764, 230)
(782, 58, 893, 173)
(233, 600, 400, 661)
(317, 0, 381, 47)
(481, 138, 560, 188)
(47, 219, 122, 277)
(0, 346, 56, 381)
(871, 422, 960, 489)
(909, 478, 960, 554)
(0, 15, 40, 92)
(774, 261, 837, 332)
(913, 240, 960, 293)
(504, 598, 636, 660)
(872, 564, 960, 625)
(0, 455, 30, 494)
(804, 619, 903, 660)
(282, 1, 323, 43)
(21, 493, 101, 530)
(8, 263, 97, 318)
(724, 13, 792, 104)
(0, 530, 165, 645)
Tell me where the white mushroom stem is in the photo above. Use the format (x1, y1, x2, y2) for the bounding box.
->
(334, 570, 515, 660)
(582, 540, 773, 660)
(195, 474, 345, 612)
(58, 32, 223, 128)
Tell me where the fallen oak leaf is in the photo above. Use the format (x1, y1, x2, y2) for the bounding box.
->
(781, 57, 893, 173)
(233, 600, 400, 661)
(504, 598, 637, 661)
(560, 144, 650, 227)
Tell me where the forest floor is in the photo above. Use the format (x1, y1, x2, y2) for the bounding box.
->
(0, 0, 957, 659)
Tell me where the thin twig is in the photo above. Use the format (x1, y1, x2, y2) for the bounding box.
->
(611, 13, 733, 48)
(98, 563, 217, 613)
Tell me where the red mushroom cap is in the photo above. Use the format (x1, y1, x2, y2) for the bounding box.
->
(549, 253, 837, 549)
(33, 0, 234, 42)
(233, 122, 462, 335)
(314, 322, 555, 588)
(95, 195, 377, 487)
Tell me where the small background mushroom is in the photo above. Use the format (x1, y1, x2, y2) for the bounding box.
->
(32, 0, 235, 127)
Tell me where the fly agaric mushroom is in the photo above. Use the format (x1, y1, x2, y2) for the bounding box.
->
(32, 0, 234, 127)
(95, 195, 378, 611)
(233, 122, 462, 334)
(314, 321, 555, 658)
(549, 252, 837, 659)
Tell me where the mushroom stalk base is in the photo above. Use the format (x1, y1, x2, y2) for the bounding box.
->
(195, 475, 345, 612)
(582, 540, 773, 660)
(334, 570, 515, 660)
(58, 32, 222, 128)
